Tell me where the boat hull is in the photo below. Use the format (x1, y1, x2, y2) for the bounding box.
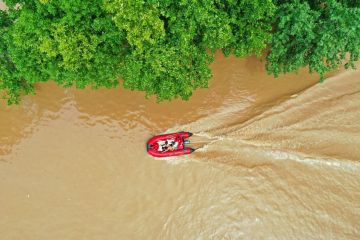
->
(146, 132, 194, 157)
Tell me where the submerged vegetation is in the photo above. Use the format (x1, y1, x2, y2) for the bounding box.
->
(0, 0, 359, 104)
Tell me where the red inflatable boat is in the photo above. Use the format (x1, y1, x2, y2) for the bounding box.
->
(147, 132, 194, 157)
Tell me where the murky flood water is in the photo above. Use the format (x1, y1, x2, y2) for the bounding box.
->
(1, 52, 359, 239)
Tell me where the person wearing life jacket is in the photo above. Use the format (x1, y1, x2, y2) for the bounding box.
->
(161, 140, 176, 152)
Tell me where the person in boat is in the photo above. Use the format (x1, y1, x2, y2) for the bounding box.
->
(161, 140, 176, 152)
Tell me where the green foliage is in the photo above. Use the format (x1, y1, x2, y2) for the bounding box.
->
(1, 0, 126, 104)
(121, 43, 213, 100)
(267, 0, 360, 79)
(104, 0, 165, 53)
(1, 0, 275, 104)
(0, 10, 34, 104)
(105, 0, 275, 100)
(2, 0, 358, 105)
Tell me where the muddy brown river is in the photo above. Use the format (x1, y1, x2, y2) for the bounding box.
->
(1, 52, 360, 239)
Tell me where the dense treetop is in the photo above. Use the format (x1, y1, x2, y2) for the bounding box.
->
(0, 0, 359, 104)
(267, 0, 360, 79)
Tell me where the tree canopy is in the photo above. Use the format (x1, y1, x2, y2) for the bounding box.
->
(0, 0, 359, 104)
(267, 0, 360, 79)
